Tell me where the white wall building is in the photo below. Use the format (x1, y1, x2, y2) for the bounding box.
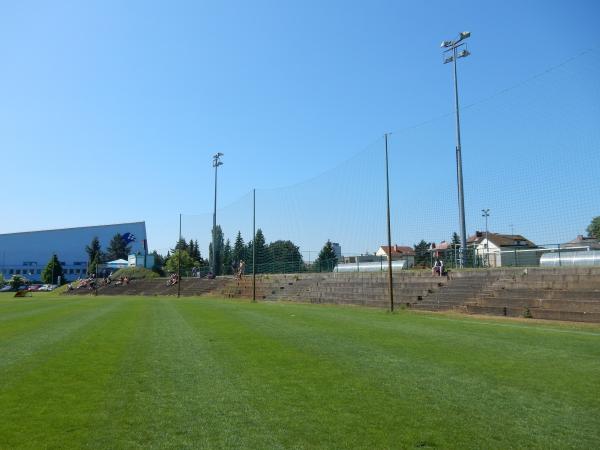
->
(0, 222, 147, 281)
(468, 232, 539, 267)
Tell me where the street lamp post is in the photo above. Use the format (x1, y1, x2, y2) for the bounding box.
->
(212, 153, 224, 275)
(442, 31, 471, 268)
(482, 208, 490, 267)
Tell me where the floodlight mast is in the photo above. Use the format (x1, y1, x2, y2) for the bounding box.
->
(482, 208, 490, 267)
(442, 31, 471, 267)
(212, 153, 224, 275)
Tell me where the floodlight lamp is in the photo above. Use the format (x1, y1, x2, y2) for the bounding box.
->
(458, 49, 470, 58)
(459, 31, 471, 40)
(441, 40, 453, 48)
(444, 55, 454, 64)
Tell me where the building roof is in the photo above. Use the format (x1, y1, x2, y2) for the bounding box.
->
(563, 235, 600, 249)
(377, 245, 415, 256)
(468, 232, 537, 248)
(0, 221, 146, 237)
(432, 240, 451, 250)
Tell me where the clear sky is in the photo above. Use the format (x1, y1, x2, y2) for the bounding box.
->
(1, 1, 599, 257)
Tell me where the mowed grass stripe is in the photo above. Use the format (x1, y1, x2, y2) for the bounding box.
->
(0, 299, 122, 371)
(0, 298, 141, 448)
(0, 296, 91, 324)
(174, 299, 421, 449)
(175, 298, 600, 449)
(87, 298, 284, 449)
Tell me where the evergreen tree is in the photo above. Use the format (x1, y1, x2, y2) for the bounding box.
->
(254, 228, 267, 272)
(232, 231, 245, 264)
(89, 254, 102, 276)
(188, 239, 201, 261)
(222, 239, 232, 274)
(208, 225, 225, 275)
(85, 237, 103, 266)
(42, 254, 65, 284)
(106, 234, 131, 261)
(150, 250, 166, 276)
(414, 240, 431, 267)
(313, 240, 338, 272)
(451, 232, 461, 247)
(174, 237, 188, 252)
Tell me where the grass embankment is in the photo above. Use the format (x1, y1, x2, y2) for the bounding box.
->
(0, 294, 599, 449)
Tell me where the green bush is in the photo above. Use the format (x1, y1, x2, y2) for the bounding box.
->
(111, 267, 159, 280)
(10, 275, 26, 290)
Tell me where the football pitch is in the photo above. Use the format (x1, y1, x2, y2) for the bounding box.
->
(1, 294, 599, 449)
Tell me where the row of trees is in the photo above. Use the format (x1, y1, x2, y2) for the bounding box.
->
(155, 215, 600, 276)
(158, 227, 339, 276)
(86, 234, 133, 274)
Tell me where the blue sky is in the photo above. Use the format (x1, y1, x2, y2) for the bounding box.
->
(1, 1, 599, 256)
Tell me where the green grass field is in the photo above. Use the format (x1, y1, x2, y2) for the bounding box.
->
(1, 293, 599, 449)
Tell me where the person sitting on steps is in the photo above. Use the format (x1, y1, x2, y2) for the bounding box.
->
(432, 258, 444, 276)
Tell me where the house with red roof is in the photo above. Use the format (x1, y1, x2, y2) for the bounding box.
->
(375, 245, 415, 268)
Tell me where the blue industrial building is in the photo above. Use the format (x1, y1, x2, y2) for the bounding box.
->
(0, 222, 147, 281)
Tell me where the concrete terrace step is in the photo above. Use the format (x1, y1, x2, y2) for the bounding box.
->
(466, 304, 600, 323)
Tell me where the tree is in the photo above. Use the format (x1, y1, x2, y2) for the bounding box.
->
(414, 240, 430, 267)
(251, 228, 267, 272)
(89, 254, 102, 276)
(106, 234, 131, 261)
(313, 240, 338, 272)
(232, 231, 246, 264)
(267, 240, 304, 273)
(10, 275, 25, 290)
(587, 216, 600, 239)
(174, 238, 188, 252)
(85, 237, 103, 266)
(222, 239, 232, 274)
(451, 232, 461, 247)
(165, 249, 196, 275)
(150, 250, 166, 276)
(208, 225, 225, 275)
(188, 239, 201, 261)
(42, 254, 65, 284)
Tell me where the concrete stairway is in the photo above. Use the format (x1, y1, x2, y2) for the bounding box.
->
(464, 267, 600, 322)
(408, 270, 520, 311)
(67, 277, 231, 297)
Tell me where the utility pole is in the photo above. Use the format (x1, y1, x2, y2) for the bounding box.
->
(384, 133, 394, 312)
(442, 31, 471, 267)
(212, 153, 224, 275)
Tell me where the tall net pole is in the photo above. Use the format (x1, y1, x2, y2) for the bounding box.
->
(384, 133, 394, 312)
(252, 188, 256, 302)
(177, 213, 182, 298)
